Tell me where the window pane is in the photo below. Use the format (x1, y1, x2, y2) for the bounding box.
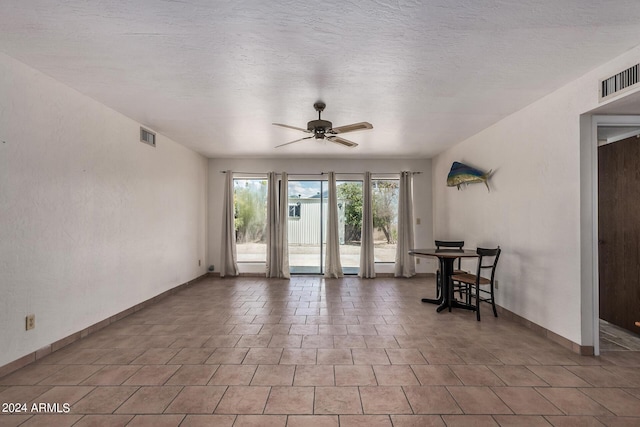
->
(234, 179, 267, 262)
(288, 180, 323, 274)
(337, 180, 362, 274)
(288, 203, 301, 218)
(372, 179, 399, 263)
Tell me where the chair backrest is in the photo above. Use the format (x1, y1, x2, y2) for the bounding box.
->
(475, 247, 501, 283)
(435, 240, 464, 250)
(435, 240, 464, 269)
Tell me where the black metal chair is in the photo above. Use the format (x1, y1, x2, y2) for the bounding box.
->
(450, 247, 501, 321)
(435, 240, 465, 298)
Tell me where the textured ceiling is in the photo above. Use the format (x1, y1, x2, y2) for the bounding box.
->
(2, 0, 640, 158)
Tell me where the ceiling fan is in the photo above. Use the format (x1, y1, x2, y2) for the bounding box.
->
(273, 101, 373, 148)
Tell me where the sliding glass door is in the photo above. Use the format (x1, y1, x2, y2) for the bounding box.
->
(286, 179, 363, 275)
(233, 175, 397, 274)
(288, 180, 326, 274)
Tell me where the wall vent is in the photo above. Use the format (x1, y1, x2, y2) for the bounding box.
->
(600, 63, 639, 101)
(140, 127, 156, 147)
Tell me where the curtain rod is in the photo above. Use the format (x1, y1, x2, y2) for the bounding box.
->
(221, 171, 421, 175)
(321, 172, 422, 175)
(221, 171, 323, 175)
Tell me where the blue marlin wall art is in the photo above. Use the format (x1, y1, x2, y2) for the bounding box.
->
(447, 161, 492, 192)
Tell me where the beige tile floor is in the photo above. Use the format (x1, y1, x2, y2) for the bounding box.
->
(1, 275, 640, 426)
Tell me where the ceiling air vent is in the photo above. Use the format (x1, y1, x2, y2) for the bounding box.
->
(600, 63, 639, 101)
(140, 127, 156, 147)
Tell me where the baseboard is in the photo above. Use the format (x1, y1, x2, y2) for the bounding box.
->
(496, 305, 594, 356)
(218, 272, 434, 278)
(0, 273, 209, 379)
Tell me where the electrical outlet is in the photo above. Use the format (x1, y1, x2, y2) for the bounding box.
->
(416, 218, 421, 225)
(26, 314, 35, 330)
(494, 280, 499, 289)
(416, 258, 420, 264)
(198, 259, 201, 266)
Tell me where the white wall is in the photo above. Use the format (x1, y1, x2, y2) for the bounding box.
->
(208, 157, 434, 274)
(432, 45, 640, 346)
(0, 53, 208, 367)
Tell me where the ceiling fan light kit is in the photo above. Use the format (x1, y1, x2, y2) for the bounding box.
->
(273, 101, 373, 148)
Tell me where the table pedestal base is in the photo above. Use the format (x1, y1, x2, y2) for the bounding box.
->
(422, 297, 475, 313)
(410, 249, 480, 315)
(423, 256, 476, 312)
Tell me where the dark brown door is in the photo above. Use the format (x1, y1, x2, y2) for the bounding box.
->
(598, 135, 640, 336)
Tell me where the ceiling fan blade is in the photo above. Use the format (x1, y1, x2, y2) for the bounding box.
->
(329, 122, 373, 134)
(275, 136, 314, 148)
(272, 123, 312, 133)
(326, 136, 358, 148)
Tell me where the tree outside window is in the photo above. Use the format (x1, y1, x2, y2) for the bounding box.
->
(234, 179, 267, 262)
(337, 179, 399, 263)
(372, 180, 399, 245)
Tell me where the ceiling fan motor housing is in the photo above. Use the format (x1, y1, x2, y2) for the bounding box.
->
(273, 101, 370, 147)
(308, 119, 333, 138)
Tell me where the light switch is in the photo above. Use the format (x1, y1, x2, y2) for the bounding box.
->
(416, 218, 421, 225)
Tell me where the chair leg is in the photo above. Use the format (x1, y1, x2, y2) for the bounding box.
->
(448, 277, 453, 312)
(490, 283, 498, 317)
(436, 271, 441, 299)
(475, 283, 481, 321)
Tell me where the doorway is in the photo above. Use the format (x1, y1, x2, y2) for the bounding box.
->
(287, 179, 363, 275)
(288, 180, 326, 274)
(597, 132, 640, 348)
(584, 113, 640, 355)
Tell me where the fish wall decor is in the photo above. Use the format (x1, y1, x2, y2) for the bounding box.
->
(447, 161, 492, 191)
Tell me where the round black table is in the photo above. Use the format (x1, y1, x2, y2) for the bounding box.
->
(409, 248, 479, 313)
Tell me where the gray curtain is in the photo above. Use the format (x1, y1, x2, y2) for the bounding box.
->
(278, 172, 290, 278)
(220, 170, 239, 277)
(359, 172, 376, 278)
(266, 172, 290, 278)
(395, 171, 416, 277)
(324, 172, 343, 278)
